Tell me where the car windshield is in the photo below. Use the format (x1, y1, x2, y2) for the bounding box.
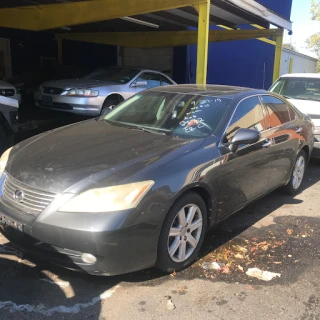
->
(102, 91, 231, 139)
(270, 77, 320, 102)
(82, 67, 140, 83)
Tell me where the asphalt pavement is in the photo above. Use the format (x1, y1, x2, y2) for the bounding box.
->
(0, 160, 319, 320)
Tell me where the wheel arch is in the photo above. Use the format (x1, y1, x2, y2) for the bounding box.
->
(170, 183, 217, 230)
(105, 93, 124, 104)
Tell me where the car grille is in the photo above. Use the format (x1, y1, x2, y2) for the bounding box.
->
(2, 174, 57, 216)
(0, 88, 15, 97)
(42, 87, 64, 95)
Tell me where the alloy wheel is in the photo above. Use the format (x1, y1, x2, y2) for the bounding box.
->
(167, 204, 203, 263)
(292, 155, 305, 190)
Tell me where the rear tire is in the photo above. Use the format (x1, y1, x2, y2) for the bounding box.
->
(156, 192, 207, 273)
(283, 150, 307, 195)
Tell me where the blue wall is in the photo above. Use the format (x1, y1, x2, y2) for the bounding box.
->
(256, 0, 292, 20)
(173, 0, 293, 89)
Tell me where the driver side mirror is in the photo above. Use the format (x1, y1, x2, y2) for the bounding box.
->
(131, 81, 147, 88)
(227, 128, 260, 153)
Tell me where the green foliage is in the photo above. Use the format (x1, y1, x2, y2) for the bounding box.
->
(283, 43, 298, 51)
(311, 0, 320, 21)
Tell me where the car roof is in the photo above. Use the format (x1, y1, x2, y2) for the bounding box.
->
(149, 84, 266, 97)
(280, 73, 320, 79)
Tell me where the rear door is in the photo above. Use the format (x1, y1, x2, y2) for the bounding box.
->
(259, 95, 299, 188)
(218, 96, 273, 217)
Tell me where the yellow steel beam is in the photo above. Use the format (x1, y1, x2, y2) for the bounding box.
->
(0, 0, 206, 31)
(56, 29, 282, 48)
(196, 0, 210, 84)
(273, 28, 284, 82)
(219, 24, 276, 45)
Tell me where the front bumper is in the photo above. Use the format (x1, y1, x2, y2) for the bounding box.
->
(34, 92, 103, 116)
(0, 197, 165, 275)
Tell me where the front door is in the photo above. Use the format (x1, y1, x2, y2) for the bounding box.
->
(130, 72, 161, 96)
(218, 96, 273, 218)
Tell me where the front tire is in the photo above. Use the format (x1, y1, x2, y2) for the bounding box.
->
(100, 99, 119, 115)
(283, 150, 307, 195)
(156, 192, 207, 273)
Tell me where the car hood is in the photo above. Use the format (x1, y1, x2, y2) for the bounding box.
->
(288, 98, 320, 127)
(6, 120, 202, 194)
(0, 80, 15, 89)
(41, 79, 121, 90)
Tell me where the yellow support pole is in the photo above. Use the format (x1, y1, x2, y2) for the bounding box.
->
(196, 0, 210, 84)
(273, 28, 284, 82)
(57, 38, 63, 64)
(289, 58, 293, 73)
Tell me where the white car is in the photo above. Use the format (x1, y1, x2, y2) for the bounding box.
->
(0, 80, 21, 105)
(270, 73, 320, 158)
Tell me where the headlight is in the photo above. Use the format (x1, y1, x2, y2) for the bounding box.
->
(0, 147, 12, 177)
(66, 88, 99, 97)
(59, 180, 154, 213)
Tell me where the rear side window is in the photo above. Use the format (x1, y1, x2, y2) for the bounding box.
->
(260, 95, 291, 128)
(160, 75, 173, 86)
(288, 106, 298, 121)
(225, 96, 267, 141)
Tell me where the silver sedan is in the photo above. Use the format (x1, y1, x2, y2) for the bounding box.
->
(34, 67, 176, 116)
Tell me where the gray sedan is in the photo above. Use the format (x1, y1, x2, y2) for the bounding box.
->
(34, 67, 176, 116)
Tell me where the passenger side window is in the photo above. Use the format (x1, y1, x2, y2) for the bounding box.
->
(160, 75, 173, 86)
(135, 72, 161, 88)
(260, 95, 291, 128)
(225, 96, 266, 142)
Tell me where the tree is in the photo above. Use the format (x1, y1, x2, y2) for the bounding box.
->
(306, 1, 320, 72)
(283, 43, 298, 52)
(311, 0, 320, 20)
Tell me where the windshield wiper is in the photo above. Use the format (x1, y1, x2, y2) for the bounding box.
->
(132, 126, 167, 135)
(283, 95, 293, 99)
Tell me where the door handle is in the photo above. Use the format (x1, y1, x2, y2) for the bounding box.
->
(296, 127, 303, 134)
(262, 139, 272, 148)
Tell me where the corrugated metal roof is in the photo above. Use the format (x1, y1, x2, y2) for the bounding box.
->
(0, 0, 291, 32)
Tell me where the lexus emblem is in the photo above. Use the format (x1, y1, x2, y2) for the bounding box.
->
(50, 89, 54, 93)
(14, 190, 24, 203)
(1, 89, 5, 95)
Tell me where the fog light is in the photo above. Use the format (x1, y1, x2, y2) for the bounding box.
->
(81, 253, 97, 264)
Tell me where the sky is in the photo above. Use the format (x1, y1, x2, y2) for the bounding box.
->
(283, 0, 320, 58)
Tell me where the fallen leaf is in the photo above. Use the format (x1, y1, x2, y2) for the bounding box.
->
(250, 247, 257, 252)
(222, 265, 230, 274)
(179, 287, 184, 292)
(252, 237, 258, 241)
(256, 241, 268, 246)
(286, 229, 293, 235)
(234, 253, 244, 259)
(274, 262, 282, 264)
(238, 265, 244, 272)
(170, 271, 177, 277)
(261, 245, 269, 251)
(247, 285, 254, 290)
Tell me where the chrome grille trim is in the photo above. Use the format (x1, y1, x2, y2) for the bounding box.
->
(2, 174, 57, 215)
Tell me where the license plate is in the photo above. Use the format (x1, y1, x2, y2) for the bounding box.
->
(42, 95, 53, 106)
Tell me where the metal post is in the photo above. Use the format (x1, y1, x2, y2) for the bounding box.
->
(196, 0, 210, 84)
(272, 28, 283, 82)
(289, 58, 293, 73)
(57, 38, 63, 64)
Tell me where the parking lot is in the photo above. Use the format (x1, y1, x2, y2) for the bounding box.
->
(0, 159, 319, 320)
